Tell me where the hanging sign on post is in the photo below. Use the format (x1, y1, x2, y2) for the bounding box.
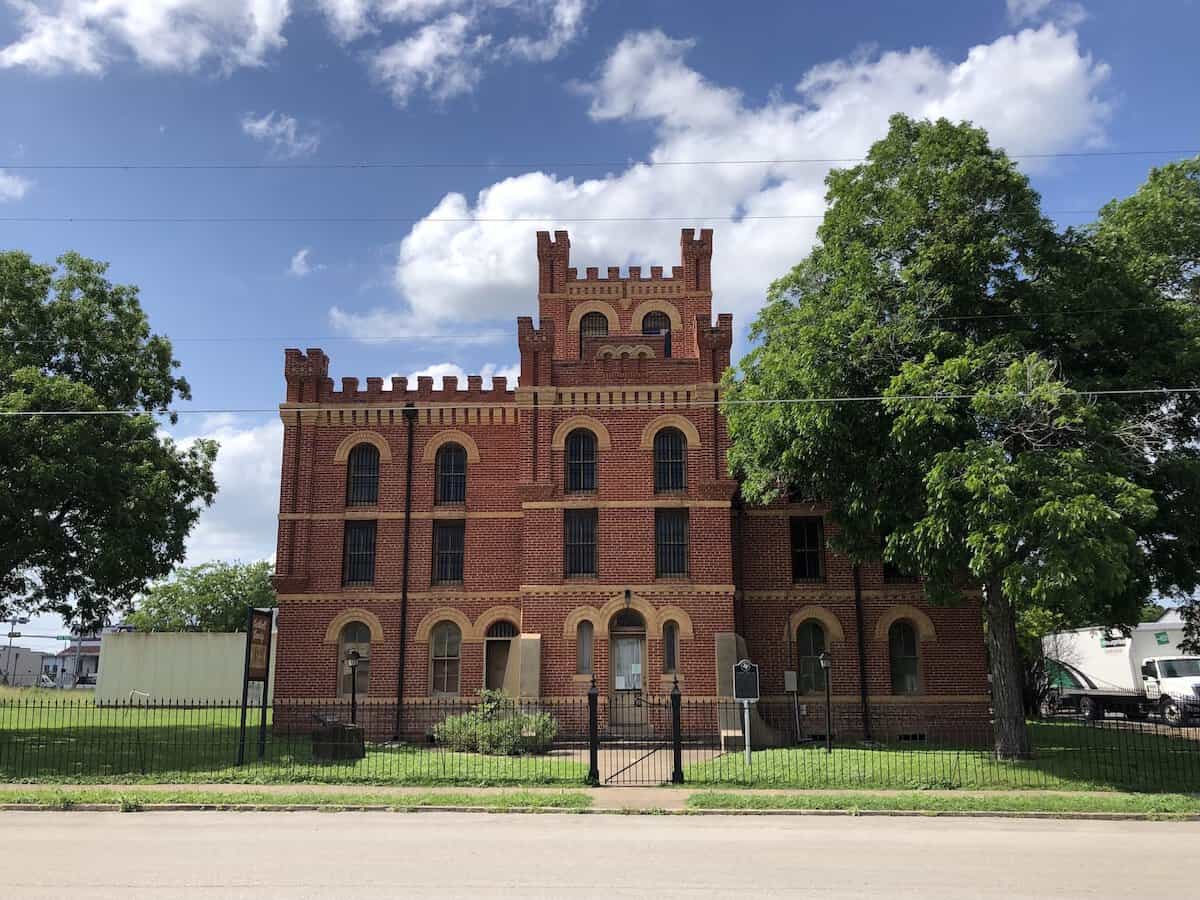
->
(237, 607, 275, 766)
(732, 659, 760, 768)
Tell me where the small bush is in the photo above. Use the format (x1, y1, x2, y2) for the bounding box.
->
(434, 691, 558, 755)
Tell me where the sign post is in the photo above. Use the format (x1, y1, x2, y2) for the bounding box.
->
(732, 659, 760, 768)
(237, 607, 275, 766)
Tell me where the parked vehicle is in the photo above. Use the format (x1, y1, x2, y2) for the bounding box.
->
(1042, 613, 1200, 725)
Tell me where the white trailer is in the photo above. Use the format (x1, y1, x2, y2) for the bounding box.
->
(1042, 610, 1200, 725)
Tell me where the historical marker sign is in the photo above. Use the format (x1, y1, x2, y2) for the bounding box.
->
(238, 607, 275, 766)
(733, 659, 760, 703)
(247, 610, 272, 681)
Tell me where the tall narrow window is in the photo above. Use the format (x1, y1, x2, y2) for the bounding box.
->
(432, 520, 465, 584)
(576, 620, 594, 675)
(338, 621, 371, 697)
(662, 620, 679, 674)
(889, 621, 920, 695)
(342, 520, 376, 586)
(653, 427, 687, 492)
(642, 311, 672, 357)
(345, 443, 380, 505)
(564, 508, 598, 577)
(435, 443, 467, 504)
(579, 311, 609, 356)
(655, 508, 689, 577)
(430, 621, 461, 695)
(796, 620, 826, 695)
(790, 517, 824, 582)
(565, 428, 597, 493)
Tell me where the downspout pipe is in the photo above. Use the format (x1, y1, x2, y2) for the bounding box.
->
(853, 563, 872, 740)
(393, 402, 418, 740)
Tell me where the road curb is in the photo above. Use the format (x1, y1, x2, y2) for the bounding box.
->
(2, 802, 1197, 821)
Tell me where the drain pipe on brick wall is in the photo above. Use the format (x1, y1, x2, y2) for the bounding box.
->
(393, 402, 418, 741)
(853, 563, 872, 741)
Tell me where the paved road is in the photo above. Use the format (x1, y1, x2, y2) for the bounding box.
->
(6, 811, 1197, 898)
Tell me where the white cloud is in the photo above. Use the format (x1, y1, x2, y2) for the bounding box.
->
(502, 0, 588, 62)
(1006, 0, 1087, 28)
(331, 24, 1111, 340)
(287, 247, 324, 277)
(403, 361, 520, 389)
(0, 0, 290, 75)
(178, 416, 282, 566)
(241, 111, 320, 159)
(370, 12, 490, 106)
(0, 169, 33, 202)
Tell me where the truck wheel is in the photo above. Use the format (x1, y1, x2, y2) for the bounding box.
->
(1160, 698, 1184, 728)
(1079, 696, 1103, 721)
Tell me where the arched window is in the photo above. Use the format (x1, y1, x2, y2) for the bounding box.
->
(579, 311, 609, 356)
(642, 311, 672, 358)
(662, 620, 679, 675)
(345, 443, 380, 505)
(435, 443, 467, 505)
(431, 621, 461, 696)
(889, 620, 920, 695)
(576, 620, 594, 675)
(653, 427, 686, 493)
(485, 620, 518, 691)
(338, 621, 371, 697)
(796, 620, 826, 695)
(565, 428, 597, 493)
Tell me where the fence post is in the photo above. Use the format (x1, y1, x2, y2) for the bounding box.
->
(587, 676, 600, 786)
(671, 676, 684, 784)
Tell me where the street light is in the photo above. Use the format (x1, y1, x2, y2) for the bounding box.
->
(818, 650, 833, 754)
(347, 650, 361, 725)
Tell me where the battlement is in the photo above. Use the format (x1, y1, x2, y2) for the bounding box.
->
(282, 348, 517, 405)
(536, 227, 713, 295)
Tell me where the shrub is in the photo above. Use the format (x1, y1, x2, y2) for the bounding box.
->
(433, 691, 558, 755)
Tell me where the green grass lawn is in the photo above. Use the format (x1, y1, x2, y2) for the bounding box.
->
(683, 722, 1200, 792)
(686, 791, 1200, 816)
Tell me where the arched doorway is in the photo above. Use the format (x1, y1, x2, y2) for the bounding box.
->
(485, 620, 519, 693)
(609, 608, 647, 730)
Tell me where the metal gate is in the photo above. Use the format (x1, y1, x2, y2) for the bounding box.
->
(599, 692, 677, 785)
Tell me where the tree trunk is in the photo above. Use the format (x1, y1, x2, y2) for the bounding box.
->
(982, 578, 1031, 759)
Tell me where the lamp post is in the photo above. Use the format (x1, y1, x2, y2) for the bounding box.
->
(818, 650, 832, 754)
(347, 650, 361, 725)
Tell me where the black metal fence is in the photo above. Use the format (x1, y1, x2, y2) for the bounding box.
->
(1, 690, 1198, 791)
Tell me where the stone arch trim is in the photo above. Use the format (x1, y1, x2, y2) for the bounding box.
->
(551, 415, 613, 451)
(874, 604, 938, 642)
(414, 607, 480, 643)
(323, 608, 385, 644)
(333, 431, 392, 464)
(420, 429, 481, 464)
(655, 605, 694, 640)
(632, 299, 684, 334)
(786, 606, 847, 644)
(562, 606, 602, 640)
(474, 605, 523, 638)
(598, 593, 661, 637)
(596, 343, 655, 360)
(639, 413, 703, 450)
(566, 300, 620, 334)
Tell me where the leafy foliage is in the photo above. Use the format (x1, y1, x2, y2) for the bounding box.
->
(433, 691, 558, 755)
(723, 115, 1200, 753)
(125, 561, 276, 633)
(0, 251, 218, 629)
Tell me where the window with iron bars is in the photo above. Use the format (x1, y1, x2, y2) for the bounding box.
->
(578, 311, 609, 357)
(564, 508, 598, 577)
(432, 520, 465, 584)
(653, 427, 686, 492)
(642, 310, 672, 357)
(655, 508, 689, 577)
(345, 443, 380, 506)
(435, 443, 467, 504)
(790, 516, 824, 582)
(342, 520, 377, 586)
(565, 428, 597, 493)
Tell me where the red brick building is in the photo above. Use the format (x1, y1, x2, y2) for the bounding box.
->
(272, 229, 991, 738)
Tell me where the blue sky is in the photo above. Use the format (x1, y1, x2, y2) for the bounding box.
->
(2, 0, 1198, 649)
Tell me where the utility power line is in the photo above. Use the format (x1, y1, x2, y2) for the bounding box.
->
(0, 148, 1194, 171)
(2, 386, 1197, 417)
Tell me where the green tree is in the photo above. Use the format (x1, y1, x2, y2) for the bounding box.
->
(0, 251, 218, 629)
(125, 561, 276, 633)
(724, 116, 1200, 757)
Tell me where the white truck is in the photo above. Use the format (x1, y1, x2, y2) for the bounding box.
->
(1042, 611, 1200, 726)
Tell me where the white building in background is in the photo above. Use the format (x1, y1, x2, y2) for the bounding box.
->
(1, 645, 49, 687)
